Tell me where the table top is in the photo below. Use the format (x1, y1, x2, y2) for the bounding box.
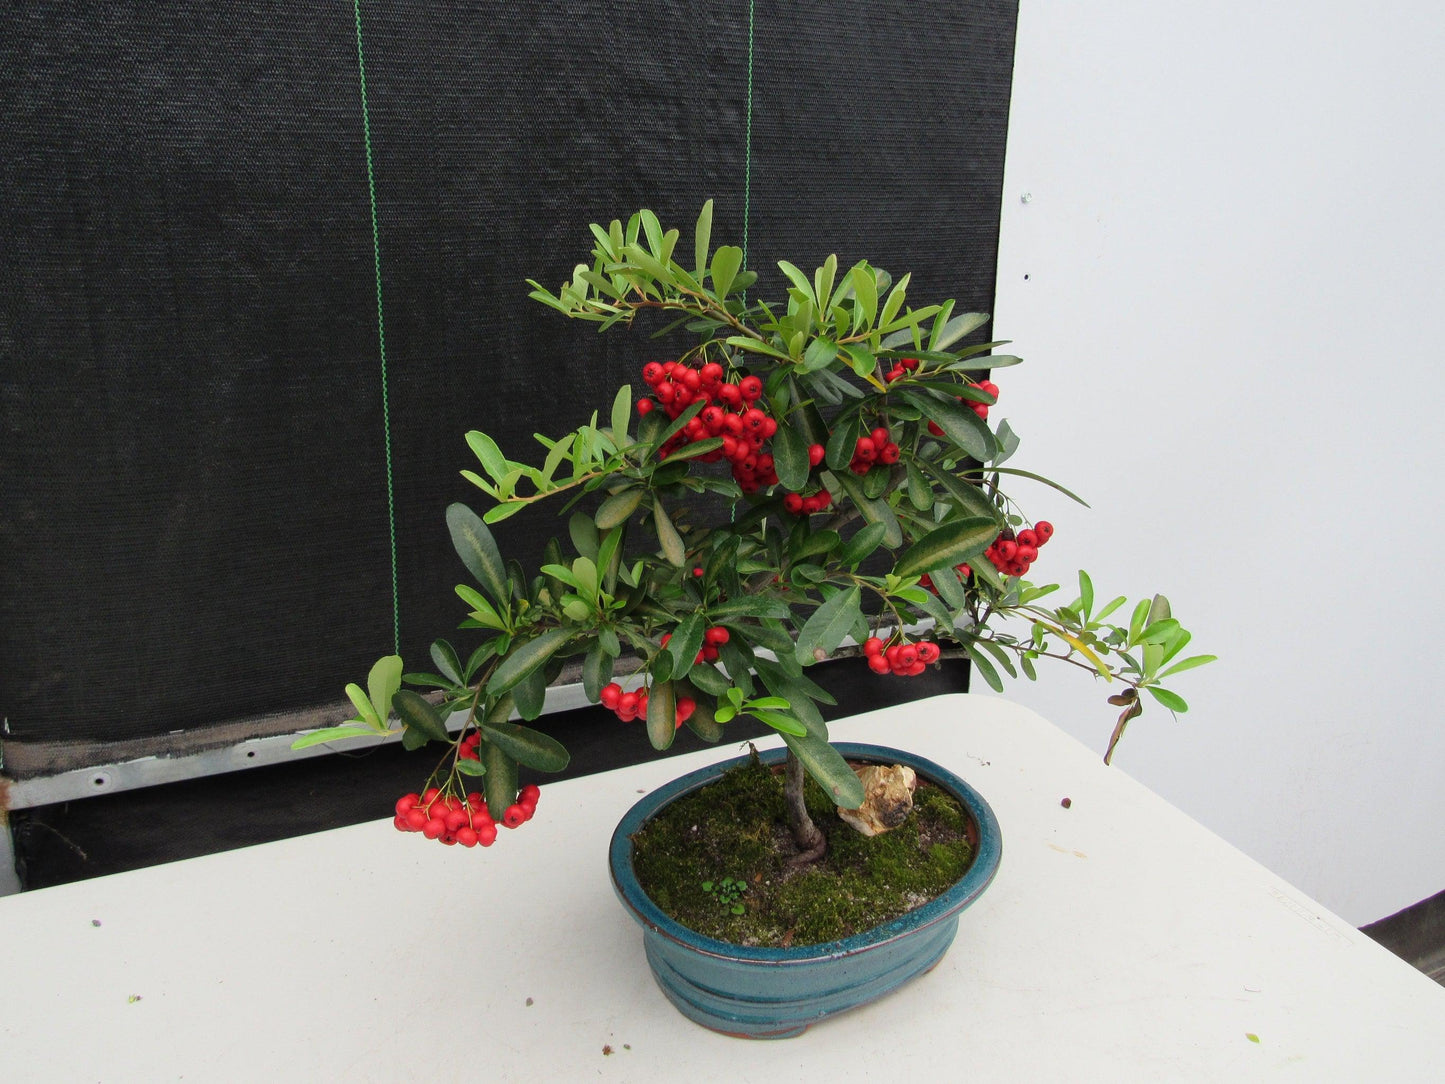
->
(3, 694, 1442, 1082)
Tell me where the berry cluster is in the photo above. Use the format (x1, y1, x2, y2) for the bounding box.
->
(927, 380, 1000, 436)
(883, 356, 921, 383)
(863, 636, 941, 676)
(850, 426, 902, 474)
(637, 361, 779, 492)
(660, 624, 730, 665)
(393, 784, 541, 847)
(599, 682, 698, 729)
(781, 445, 831, 515)
(982, 521, 1053, 577)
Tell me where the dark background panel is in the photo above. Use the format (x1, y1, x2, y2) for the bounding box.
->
(1, 1, 1018, 750)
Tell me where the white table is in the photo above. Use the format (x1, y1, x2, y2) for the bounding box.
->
(3, 695, 1442, 1082)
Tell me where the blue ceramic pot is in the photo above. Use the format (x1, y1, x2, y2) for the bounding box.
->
(609, 743, 1002, 1039)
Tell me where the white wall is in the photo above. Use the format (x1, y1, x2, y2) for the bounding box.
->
(990, 1, 1445, 926)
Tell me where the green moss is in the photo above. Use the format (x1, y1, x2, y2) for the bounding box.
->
(630, 759, 975, 947)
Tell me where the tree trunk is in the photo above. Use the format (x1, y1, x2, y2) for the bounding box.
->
(783, 748, 827, 864)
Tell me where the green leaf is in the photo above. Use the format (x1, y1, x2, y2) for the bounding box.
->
(894, 517, 998, 579)
(367, 655, 403, 723)
(838, 521, 886, 567)
(1145, 686, 1189, 713)
(606, 385, 632, 442)
(829, 470, 903, 548)
(801, 337, 838, 373)
(711, 245, 743, 298)
(1159, 654, 1217, 679)
(455, 758, 487, 777)
(481, 721, 570, 772)
(465, 431, 509, 483)
(1079, 570, 1095, 621)
(1140, 618, 1182, 644)
(824, 411, 863, 472)
(684, 695, 725, 742)
(482, 501, 525, 525)
(751, 709, 808, 736)
(850, 265, 877, 333)
(429, 641, 463, 685)
(392, 689, 450, 744)
(772, 422, 810, 490)
(512, 665, 547, 719)
(582, 641, 612, 701)
(709, 595, 791, 619)
(781, 730, 866, 809)
(488, 627, 572, 694)
(989, 467, 1091, 507)
(482, 742, 519, 821)
(345, 682, 381, 728)
(899, 389, 994, 461)
(693, 200, 713, 278)
(447, 504, 509, 605)
(290, 724, 380, 750)
(686, 663, 731, 696)
(927, 564, 969, 611)
(654, 499, 686, 567)
(930, 311, 990, 351)
(918, 461, 997, 520)
(668, 611, 707, 682)
(795, 586, 863, 665)
(777, 260, 816, 302)
(596, 487, 645, 530)
(906, 460, 933, 511)
(646, 681, 677, 750)
(965, 644, 1005, 692)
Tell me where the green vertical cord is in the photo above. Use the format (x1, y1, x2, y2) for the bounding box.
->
(742, 0, 756, 271)
(353, 0, 401, 654)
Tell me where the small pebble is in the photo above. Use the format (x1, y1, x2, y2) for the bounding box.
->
(91, 919, 102, 927)
(1060, 797, 1072, 809)
(525, 997, 533, 1007)
(602, 1045, 613, 1056)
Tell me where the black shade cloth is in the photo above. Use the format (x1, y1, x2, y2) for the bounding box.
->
(1, 2, 1018, 752)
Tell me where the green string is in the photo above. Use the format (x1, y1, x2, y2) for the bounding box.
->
(742, 0, 755, 272)
(352, 0, 401, 654)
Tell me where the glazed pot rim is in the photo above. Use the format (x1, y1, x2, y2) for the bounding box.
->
(609, 742, 1003, 964)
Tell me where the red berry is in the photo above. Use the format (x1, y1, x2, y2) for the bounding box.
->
(705, 626, 730, 644)
(917, 642, 940, 664)
(927, 421, 944, 437)
(885, 366, 905, 382)
(807, 443, 826, 467)
(422, 788, 441, 803)
(1016, 544, 1038, 563)
(519, 784, 540, 805)
(718, 382, 742, 405)
(1017, 529, 1038, 548)
(901, 357, 920, 371)
(898, 645, 918, 668)
(784, 492, 804, 514)
(1034, 521, 1054, 544)
(701, 362, 724, 383)
(599, 682, 622, 709)
(642, 362, 665, 384)
(739, 375, 763, 400)
(455, 826, 479, 847)
(422, 819, 446, 840)
(477, 824, 498, 847)
(868, 654, 891, 674)
(879, 442, 900, 465)
(618, 692, 638, 715)
(395, 793, 419, 815)
(864, 636, 884, 656)
(693, 566, 705, 577)
(636, 398, 654, 415)
(675, 697, 696, 723)
(871, 428, 890, 448)
(405, 808, 427, 830)
(502, 805, 527, 829)
(854, 437, 877, 461)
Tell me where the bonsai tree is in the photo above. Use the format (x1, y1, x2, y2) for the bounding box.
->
(295, 202, 1212, 856)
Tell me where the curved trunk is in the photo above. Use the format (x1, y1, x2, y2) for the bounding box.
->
(783, 748, 827, 864)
